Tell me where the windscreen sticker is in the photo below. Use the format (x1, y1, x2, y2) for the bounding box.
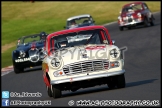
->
(85, 46, 106, 50)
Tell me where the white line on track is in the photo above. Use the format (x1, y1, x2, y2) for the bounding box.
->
(1, 70, 13, 76)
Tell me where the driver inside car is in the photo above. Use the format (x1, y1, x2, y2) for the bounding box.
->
(70, 20, 78, 29)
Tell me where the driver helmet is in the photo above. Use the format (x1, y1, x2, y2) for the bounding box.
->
(40, 32, 47, 36)
(40, 32, 48, 40)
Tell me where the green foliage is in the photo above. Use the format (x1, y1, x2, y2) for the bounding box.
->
(2, 46, 16, 68)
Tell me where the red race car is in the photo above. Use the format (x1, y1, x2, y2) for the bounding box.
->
(118, 2, 155, 31)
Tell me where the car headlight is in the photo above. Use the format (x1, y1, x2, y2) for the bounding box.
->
(137, 13, 141, 17)
(118, 16, 122, 20)
(110, 49, 120, 59)
(19, 50, 26, 58)
(51, 58, 61, 67)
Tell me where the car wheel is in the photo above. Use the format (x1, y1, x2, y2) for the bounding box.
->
(144, 18, 150, 27)
(150, 18, 155, 26)
(116, 74, 125, 88)
(13, 65, 24, 74)
(128, 27, 132, 30)
(51, 85, 61, 98)
(119, 27, 123, 31)
(46, 86, 52, 97)
(107, 76, 117, 89)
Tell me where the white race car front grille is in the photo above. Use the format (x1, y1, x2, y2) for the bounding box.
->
(63, 59, 109, 75)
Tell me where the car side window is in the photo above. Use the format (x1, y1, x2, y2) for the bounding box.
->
(122, 8, 128, 13)
(143, 3, 148, 10)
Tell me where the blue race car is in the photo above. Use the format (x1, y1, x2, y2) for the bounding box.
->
(12, 32, 48, 74)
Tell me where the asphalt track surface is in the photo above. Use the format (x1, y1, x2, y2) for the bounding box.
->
(2, 12, 161, 107)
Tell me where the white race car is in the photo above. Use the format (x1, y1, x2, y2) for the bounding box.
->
(42, 25, 126, 98)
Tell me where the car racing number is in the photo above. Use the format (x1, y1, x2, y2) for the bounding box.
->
(15, 58, 30, 62)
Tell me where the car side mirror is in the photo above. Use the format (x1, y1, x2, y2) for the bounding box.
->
(112, 40, 115, 45)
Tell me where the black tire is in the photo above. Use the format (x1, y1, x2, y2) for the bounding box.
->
(107, 76, 117, 89)
(46, 86, 52, 97)
(13, 65, 24, 74)
(116, 74, 126, 88)
(51, 85, 61, 98)
(150, 18, 155, 26)
(143, 18, 150, 27)
(119, 27, 123, 31)
(128, 27, 132, 30)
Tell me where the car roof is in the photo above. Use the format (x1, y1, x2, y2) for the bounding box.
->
(123, 1, 144, 8)
(67, 14, 92, 21)
(47, 25, 108, 39)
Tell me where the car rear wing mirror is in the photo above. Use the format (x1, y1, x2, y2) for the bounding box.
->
(17, 39, 21, 45)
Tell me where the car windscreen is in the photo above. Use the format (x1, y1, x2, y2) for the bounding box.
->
(122, 4, 142, 13)
(22, 35, 41, 44)
(67, 17, 93, 27)
(50, 29, 105, 50)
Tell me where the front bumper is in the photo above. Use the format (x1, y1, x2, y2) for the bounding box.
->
(50, 69, 125, 85)
(14, 60, 42, 68)
(119, 19, 143, 27)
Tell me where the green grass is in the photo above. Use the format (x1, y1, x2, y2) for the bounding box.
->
(1, 46, 16, 68)
(1, 1, 161, 68)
